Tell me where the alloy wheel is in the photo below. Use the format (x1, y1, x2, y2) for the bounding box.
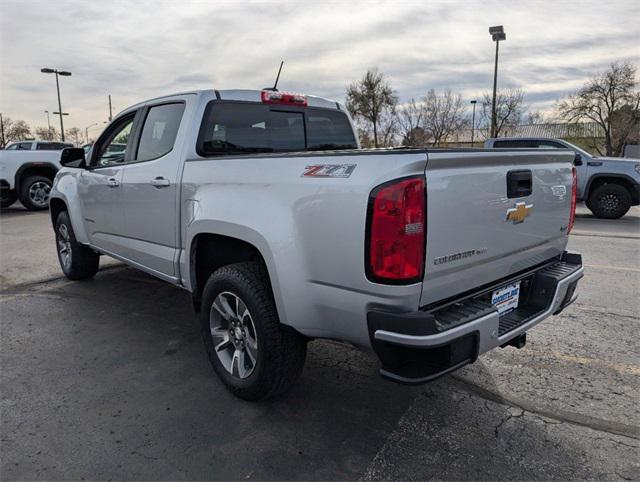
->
(209, 291, 259, 379)
(29, 181, 51, 208)
(57, 223, 72, 269)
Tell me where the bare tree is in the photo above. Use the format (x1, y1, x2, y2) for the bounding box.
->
(346, 68, 398, 147)
(1, 117, 31, 147)
(397, 99, 430, 146)
(526, 110, 546, 125)
(558, 62, 640, 156)
(422, 89, 467, 146)
(34, 126, 59, 141)
(65, 127, 84, 147)
(481, 88, 525, 137)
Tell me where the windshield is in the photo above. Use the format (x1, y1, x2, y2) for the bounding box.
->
(560, 140, 592, 158)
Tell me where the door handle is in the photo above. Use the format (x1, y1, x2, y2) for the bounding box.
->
(151, 177, 170, 188)
(107, 178, 120, 188)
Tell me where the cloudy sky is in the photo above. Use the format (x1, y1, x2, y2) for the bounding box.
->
(1, 0, 638, 135)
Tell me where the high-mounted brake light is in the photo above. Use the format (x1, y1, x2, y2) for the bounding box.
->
(366, 177, 426, 284)
(568, 167, 577, 234)
(261, 90, 307, 107)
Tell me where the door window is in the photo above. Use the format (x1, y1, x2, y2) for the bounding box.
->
(136, 103, 185, 161)
(93, 117, 133, 167)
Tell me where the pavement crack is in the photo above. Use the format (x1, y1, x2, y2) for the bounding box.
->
(451, 375, 639, 440)
(494, 408, 525, 438)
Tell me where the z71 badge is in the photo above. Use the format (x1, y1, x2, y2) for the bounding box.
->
(302, 164, 356, 178)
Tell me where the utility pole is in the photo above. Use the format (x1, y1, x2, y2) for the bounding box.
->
(489, 26, 506, 138)
(44, 110, 51, 131)
(470, 100, 477, 145)
(0, 113, 5, 148)
(108, 94, 113, 122)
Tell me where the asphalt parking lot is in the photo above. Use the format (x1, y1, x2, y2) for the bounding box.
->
(1, 203, 639, 480)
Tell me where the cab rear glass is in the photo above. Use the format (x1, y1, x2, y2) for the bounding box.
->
(197, 102, 357, 156)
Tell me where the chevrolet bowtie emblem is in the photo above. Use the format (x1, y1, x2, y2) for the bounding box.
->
(506, 202, 533, 224)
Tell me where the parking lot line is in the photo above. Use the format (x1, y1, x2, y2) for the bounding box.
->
(550, 351, 640, 376)
(584, 264, 640, 272)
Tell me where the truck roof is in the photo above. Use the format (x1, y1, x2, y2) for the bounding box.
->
(119, 89, 343, 118)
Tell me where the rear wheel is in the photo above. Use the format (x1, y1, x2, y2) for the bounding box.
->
(587, 183, 632, 219)
(55, 211, 100, 280)
(1, 190, 18, 209)
(19, 176, 52, 211)
(200, 261, 307, 401)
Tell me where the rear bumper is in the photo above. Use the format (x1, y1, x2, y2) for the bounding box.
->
(367, 252, 584, 384)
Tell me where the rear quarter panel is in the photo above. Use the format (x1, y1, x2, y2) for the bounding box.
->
(181, 151, 428, 345)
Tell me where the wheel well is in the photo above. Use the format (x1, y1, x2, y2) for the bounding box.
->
(49, 198, 67, 225)
(190, 233, 267, 311)
(16, 165, 57, 191)
(587, 176, 638, 204)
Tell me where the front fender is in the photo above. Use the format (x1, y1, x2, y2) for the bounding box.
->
(50, 169, 90, 245)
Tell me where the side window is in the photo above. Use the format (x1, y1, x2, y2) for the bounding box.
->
(136, 103, 185, 162)
(6, 144, 17, 150)
(93, 116, 134, 167)
(17, 142, 32, 150)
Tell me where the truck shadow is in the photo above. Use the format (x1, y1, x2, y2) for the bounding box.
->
(2, 266, 614, 480)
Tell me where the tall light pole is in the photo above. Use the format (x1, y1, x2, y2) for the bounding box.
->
(108, 94, 113, 122)
(41, 68, 72, 141)
(44, 110, 51, 131)
(470, 100, 477, 145)
(489, 25, 505, 138)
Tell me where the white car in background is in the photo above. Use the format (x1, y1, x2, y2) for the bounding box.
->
(0, 140, 72, 210)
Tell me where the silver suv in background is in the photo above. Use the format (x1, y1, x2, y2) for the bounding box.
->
(485, 137, 640, 219)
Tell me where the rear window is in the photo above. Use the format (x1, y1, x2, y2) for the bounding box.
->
(493, 140, 535, 148)
(198, 102, 356, 156)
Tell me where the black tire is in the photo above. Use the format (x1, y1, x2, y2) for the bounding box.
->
(1, 190, 18, 209)
(55, 211, 100, 280)
(200, 261, 307, 401)
(19, 175, 52, 211)
(587, 183, 632, 219)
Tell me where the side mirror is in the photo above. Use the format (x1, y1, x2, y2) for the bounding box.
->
(573, 153, 583, 166)
(60, 147, 86, 168)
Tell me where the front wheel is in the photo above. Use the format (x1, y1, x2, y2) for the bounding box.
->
(55, 211, 100, 280)
(200, 261, 307, 401)
(19, 176, 52, 211)
(587, 183, 632, 219)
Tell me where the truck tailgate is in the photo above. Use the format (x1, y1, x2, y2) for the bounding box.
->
(420, 149, 575, 307)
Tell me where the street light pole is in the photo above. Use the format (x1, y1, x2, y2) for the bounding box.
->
(85, 123, 97, 144)
(41, 68, 72, 141)
(44, 110, 51, 131)
(470, 100, 477, 145)
(489, 26, 506, 139)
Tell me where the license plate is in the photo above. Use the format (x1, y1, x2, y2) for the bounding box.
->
(491, 282, 521, 315)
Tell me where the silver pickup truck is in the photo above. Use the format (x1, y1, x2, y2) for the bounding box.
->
(50, 89, 584, 400)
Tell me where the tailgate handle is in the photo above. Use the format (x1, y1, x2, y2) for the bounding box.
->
(507, 170, 532, 198)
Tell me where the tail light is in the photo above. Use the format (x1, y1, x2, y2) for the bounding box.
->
(366, 176, 426, 284)
(568, 167, 577, 234)
(261, 90, 307, 107)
